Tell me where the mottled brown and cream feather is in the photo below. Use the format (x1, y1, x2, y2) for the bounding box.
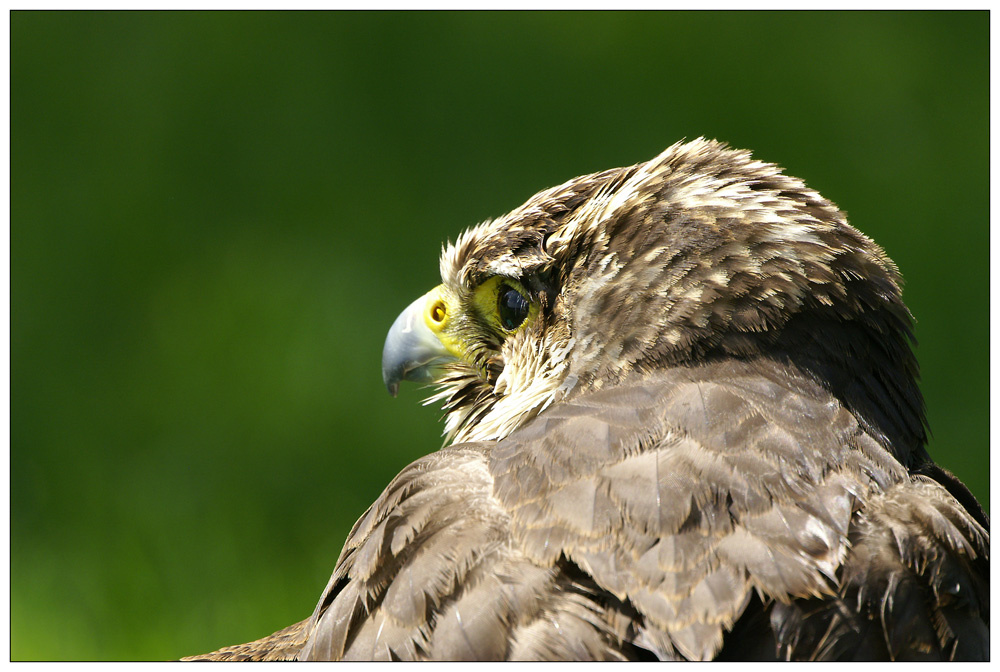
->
(184, 139, 987, 661)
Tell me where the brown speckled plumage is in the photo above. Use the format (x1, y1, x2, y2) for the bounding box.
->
(184, 139, 988, 661)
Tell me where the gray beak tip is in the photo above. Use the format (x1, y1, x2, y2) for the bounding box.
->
(381, 292, 455, 398)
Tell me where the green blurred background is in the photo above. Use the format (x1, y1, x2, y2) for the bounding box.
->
(11, 11, 988, 661)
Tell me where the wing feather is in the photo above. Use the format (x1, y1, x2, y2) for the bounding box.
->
(235, 359, 987, 661)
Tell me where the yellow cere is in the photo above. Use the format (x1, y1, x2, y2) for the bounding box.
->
(423, 286, 449, 333)
(420, 284, 468, 362)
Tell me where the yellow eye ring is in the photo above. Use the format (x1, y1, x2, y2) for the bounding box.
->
(469, 276, 539, 335)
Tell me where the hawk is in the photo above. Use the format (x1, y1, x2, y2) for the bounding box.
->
(185, 139, 988, 661)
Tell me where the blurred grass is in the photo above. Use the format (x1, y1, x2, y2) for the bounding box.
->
(11, 10, 988, 660)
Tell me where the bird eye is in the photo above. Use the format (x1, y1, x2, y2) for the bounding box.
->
(498, 284, 530, 331)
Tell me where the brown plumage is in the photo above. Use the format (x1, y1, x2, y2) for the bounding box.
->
(184, 139, 988, 661)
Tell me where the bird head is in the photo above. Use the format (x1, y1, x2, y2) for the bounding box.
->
(382, 138, 927, 459)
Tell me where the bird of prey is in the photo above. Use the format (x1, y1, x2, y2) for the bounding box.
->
(185, 139, 988, 661)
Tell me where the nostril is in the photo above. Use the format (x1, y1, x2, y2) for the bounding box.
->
(430, 301, 447, 324)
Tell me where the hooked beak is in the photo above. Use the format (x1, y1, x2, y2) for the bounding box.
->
(381, 287, 459, 397)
